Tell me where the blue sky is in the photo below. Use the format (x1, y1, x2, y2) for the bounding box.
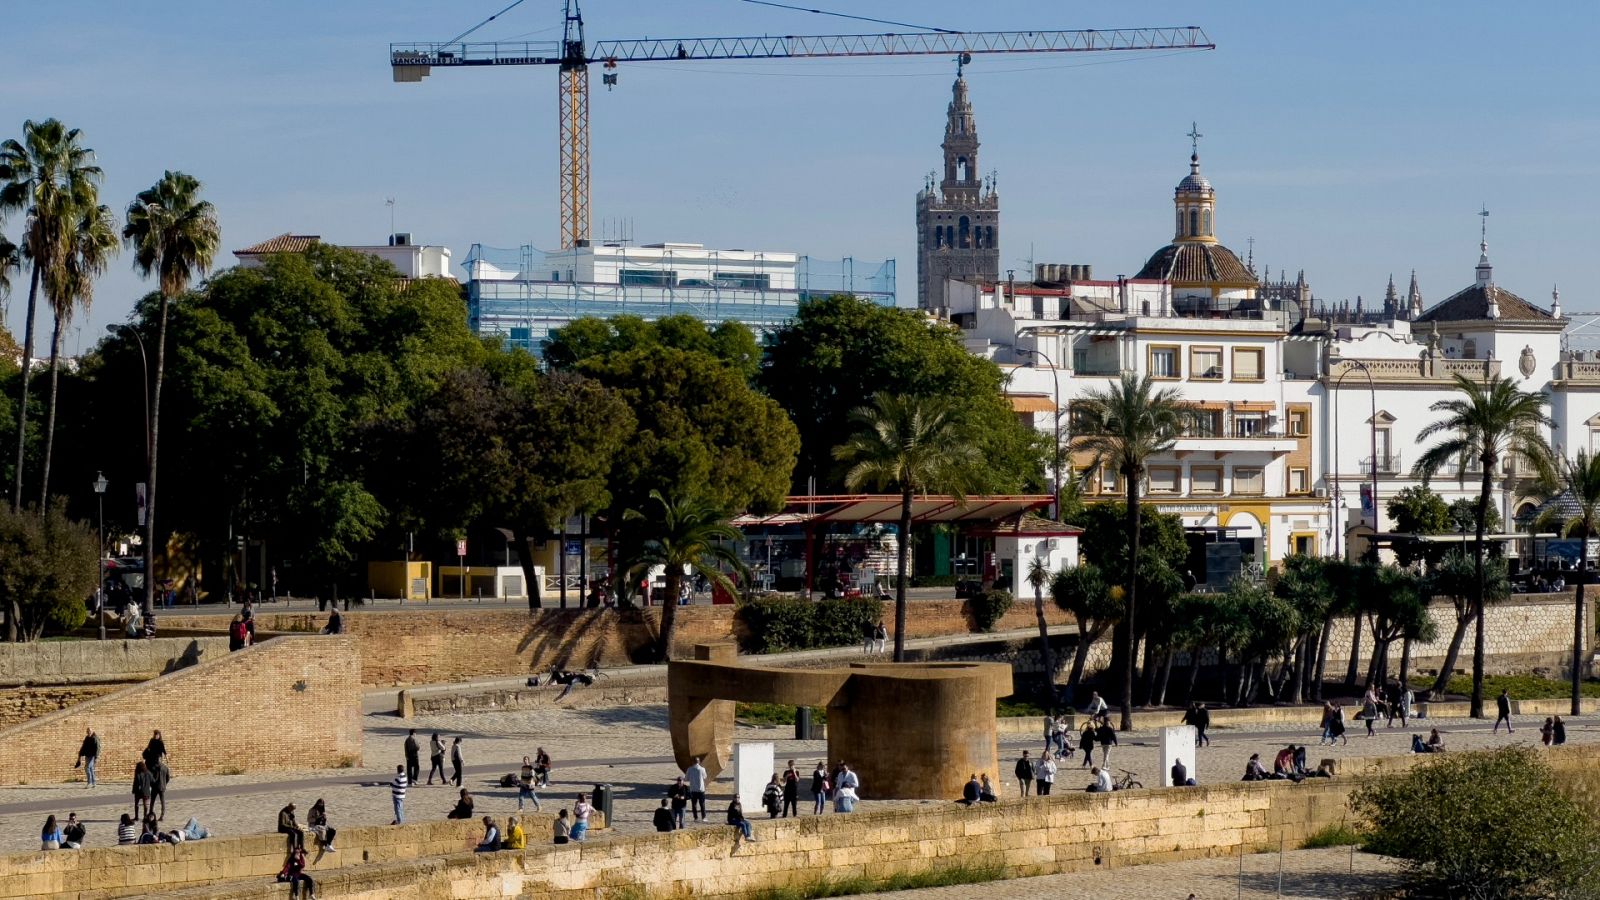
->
(4, 1, 1599, 352)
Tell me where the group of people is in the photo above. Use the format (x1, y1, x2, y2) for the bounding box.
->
(1242, 744, 1333, 782)
(859, 620, 889, 655)
(1357, 681, 1416, 734)
(653, 757, 860, 844)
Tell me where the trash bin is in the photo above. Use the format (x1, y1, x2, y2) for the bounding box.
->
(592, 783, 614, 827)
(795, 707, 813, 741)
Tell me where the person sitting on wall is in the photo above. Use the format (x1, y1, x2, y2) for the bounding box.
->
(1425, 728, 1446, 752)
(1242, 753, 1269, 782)
(958, 774, 982, 806)
(447, 789, 475, 820)
(978, 774, 998, 802)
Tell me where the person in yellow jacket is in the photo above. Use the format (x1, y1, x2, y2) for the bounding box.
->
(502, 816, 526, 850)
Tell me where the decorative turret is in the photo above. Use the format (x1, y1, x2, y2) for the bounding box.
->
(1552, 284, 1562, 319)
(1172, 123, 1216, 243)
(1408, 270, 1423, 319)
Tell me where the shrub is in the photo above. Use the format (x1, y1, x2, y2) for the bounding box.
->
(1301, 822, 1364, 849)
(0, 505, 98, 640)
(1352, 747, 1600, 898)
(968, 589, 1014, 632)
(910, 575, 957, 588)
(735, 702, 827, 727)
(1443, 674, 1600, 700)
(738, 595, 883, 654)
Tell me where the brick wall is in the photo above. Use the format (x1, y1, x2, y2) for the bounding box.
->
(0, 636, 227, 685)
(0, 685, 123, 728)
(143, 743, 1600, 900)
(0, 635, 363, 786)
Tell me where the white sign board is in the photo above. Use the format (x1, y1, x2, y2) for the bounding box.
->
(732, 741, 775, 812)
(1159, 725, 1198, 787)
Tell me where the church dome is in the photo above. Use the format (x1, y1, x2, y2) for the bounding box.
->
(1135, 241, 1254, 284)
(1176, 154, 1211, 194)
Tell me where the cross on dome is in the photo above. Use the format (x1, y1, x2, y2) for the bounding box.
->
(1187, 121, 1203, 156)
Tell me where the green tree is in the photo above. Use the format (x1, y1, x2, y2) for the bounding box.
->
(0, 233, 18, 304)
(1425, 550, 1509, 700)
(1274, 553, 1335, 703)
(38, 201, 117, 509)
(1354, 747, 1600, 899)
(762, 294, 1046, 494)
(1386, 485, 1452, 567)
(1025, 556, 1058, 711)
(625, 489, 746, 661)
(1549, 449, 1600, 716)
(1, 119, 102, 523)
(122, 171, 219, 618)
(1448, 497, 1501, 535)
(834, 392, 979, 661)
(1050, 562, 1118, 706)
(0, 503, 97, 640)
(1414, 374, 1555, 717)
(1220, 579, 1299, 706)
(545, 315, 761, 383)
(1068, 373, 1188, 729)
(1361, 565, 1435, 689)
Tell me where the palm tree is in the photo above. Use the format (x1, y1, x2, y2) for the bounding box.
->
(38, 202, 118, 509)
(1026, 556, 1057, 711)
(1069, 373, 1187, 731)
(0, 232, 18, 304)
(625, 489, 746, 662)
(833, 393, 979, 662)
(1549, 450, 1600, 716)
(1413, 374, 1555, 718)
(122, 171, 220, 619)
(0, 119, 101, 517)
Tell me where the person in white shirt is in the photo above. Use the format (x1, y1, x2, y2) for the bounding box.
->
(1085, 692, 1108, 718)
(685, 757, 708, 822)
(1035, 751, 1057, 796)
(1089, 766, 1114, 793)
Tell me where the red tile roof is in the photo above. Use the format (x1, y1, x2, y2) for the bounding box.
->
(235, 233, 320, 255)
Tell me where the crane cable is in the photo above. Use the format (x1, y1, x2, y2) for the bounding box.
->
(739, 0, 959, 34)
(446, 0, 534, 45)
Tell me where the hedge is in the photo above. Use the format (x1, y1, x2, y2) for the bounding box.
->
(738, 595, 884, 654)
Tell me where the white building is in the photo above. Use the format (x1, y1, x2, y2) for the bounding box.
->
(234, 233, 455, 280)
(465, 240, 895, 355)
(945, 145, 1583, 584)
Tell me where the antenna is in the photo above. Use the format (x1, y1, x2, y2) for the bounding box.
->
(386, 197, 396, 237)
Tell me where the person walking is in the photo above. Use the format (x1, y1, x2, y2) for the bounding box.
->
(307, 799, 337, 852)
(873, 621, 888, 654)
(1329, 703, 1348, 745)
(1035, 750, 1056, 797)
(149, 757, 169, 821)
(781, 766, 800, 818)
(1095, 718, 1118, 768)
(1014, 750, 1035, 798)
(1554, 715, 1568, 746)
(653, 798, 676, 832)
(426, 733, 446, 785)
(1183, 703, 1211, 747)
(1494, 689, 1515, 734)
(685, 757, 708, 822)
(450, 737, 465, 787)
(75, 727, 100, 788)
(141, 730, 167, 775)
(403, 729, 421, 784)
(1541, 716, 1555, 747)
(1079, 722, 1096, 768)
(761, 774, 782, 818)
(131, 761, 154, 821)
(667, 776, 689, 828)
(517, 756, 541, 811)
(810, 761, 828, 815)
(390, 765, 408, 825)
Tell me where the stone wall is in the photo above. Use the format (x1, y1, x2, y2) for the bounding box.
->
(0, 684, 124, 729)
(132, 743, 1600, 900)
(0, 636, 227, 685)
(0, 635, 363, 786)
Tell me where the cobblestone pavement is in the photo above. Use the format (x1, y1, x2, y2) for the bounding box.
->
(0, 704, 1586, 858)
(849, 848, 1406, 899)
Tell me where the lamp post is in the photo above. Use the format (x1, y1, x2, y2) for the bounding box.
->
(108, 323, 154, 619)
(1333, 360, 1380, 560)
(1019, 345, 1064, 521)
(93, 472, 107, 641)
(105, 325, 151, 467)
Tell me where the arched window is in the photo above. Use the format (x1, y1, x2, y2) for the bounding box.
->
(1201, 209, 1212, 236)
(959, 216, 971, 249)
(1189, 208, 1200, 237)
(986, 226, 995, 248)
(933, 226, 944, 249)
(1176, 209, 1184, 236)
(945, 225, 954, 247)
(957, 157, 969, 181)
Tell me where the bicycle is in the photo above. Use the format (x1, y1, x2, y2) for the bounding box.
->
(1113, 770, 1142, 790)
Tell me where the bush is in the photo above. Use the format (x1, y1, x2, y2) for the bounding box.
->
(738, 595, 883, 654)
(735, 702, 827, 727)
(1352, 747, 1600, 898)
(968, 589, 1014, 632)
(909, 575, 957, 588)
(0, 505, 98, 640)
(1443, 674, 1600, 700)
(1301, 822, 1364, 849)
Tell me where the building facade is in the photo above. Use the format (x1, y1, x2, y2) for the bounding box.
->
(916, 75, 999, 312)
(234, 233, 454, 280)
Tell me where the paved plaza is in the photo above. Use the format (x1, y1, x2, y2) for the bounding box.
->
(0, 697, 1589, 860)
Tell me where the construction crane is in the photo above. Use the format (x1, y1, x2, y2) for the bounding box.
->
(392, 2, 1214, 249)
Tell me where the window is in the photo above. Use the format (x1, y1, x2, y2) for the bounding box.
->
(1234, 414, 1265, 437)
(959, 216, 971, 248)
(1289, 468, 1309, 494)
(712, 272, 770, 290)
(1233, 467, 1265, 495)
(1292, 534, 1315, 556)
(1288, 409, 1309, 437)
(1201, 209, 1212, 235)
(1148, 467, 1180, 494)
(619, 269, 676, 287)
(1189, 208, 1199, 237)
(1100, 466, 1122, 495)
(1149, 346, 1180, 379)
(1176, 209, 1184, 236)
(1187, 409, 1222, 438)
(1190, 347, 1223, 380)
(1191, 467, 1223, 493)
(1232, 348, 1264, 381)
(1072, 348, 1088, 372)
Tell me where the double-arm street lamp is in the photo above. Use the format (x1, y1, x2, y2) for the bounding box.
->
(1017, 344, 1064, 521)
(1332, 359, 1380, 561)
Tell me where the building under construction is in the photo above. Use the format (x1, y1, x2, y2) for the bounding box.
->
(464, 240, 895, 355)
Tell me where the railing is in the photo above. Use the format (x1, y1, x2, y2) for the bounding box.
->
(1328, 357, 1501, 382)
(1359, 454, 1403, 475)
(1556, 359, 1600, 382)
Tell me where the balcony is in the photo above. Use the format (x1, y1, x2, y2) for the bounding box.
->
(1359, 454, 1403, 475)
(1172, 435, 1298, 456)
(1327, 356, 1501, 385)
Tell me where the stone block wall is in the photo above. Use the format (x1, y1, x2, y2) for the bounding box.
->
(0, 636, 227, 685)
(0, 635, 362, 786)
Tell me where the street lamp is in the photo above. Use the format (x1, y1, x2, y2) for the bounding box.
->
(93, 472, 107, 641)
(1332, 359, 1380, 560)
(1018, 345, 1064, 521)
(108, 323, 155, 619)
(105, 325, 151, 467)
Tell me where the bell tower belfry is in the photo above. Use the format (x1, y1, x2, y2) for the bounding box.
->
(917, 71, 1000, 310)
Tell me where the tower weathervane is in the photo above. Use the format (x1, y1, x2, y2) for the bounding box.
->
(1187, 121, 1203, 155)
(1479, 204, 1490, 248)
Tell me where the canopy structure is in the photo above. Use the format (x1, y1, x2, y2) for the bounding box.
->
(733, 495, 1053, 596)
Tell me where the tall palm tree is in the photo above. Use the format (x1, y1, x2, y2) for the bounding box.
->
(0, 119, 101, 518)
(1414, 374, 1554, 718)
(1550, 450, 1600, 716)
(833, 393, 978, 662)
(625, 489, 746, 662)
(1069, 373, 1187, 731)
(38, 202, 119, 509)
(122, 171, 220, 619)
(1026, 555, 1057, 711)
